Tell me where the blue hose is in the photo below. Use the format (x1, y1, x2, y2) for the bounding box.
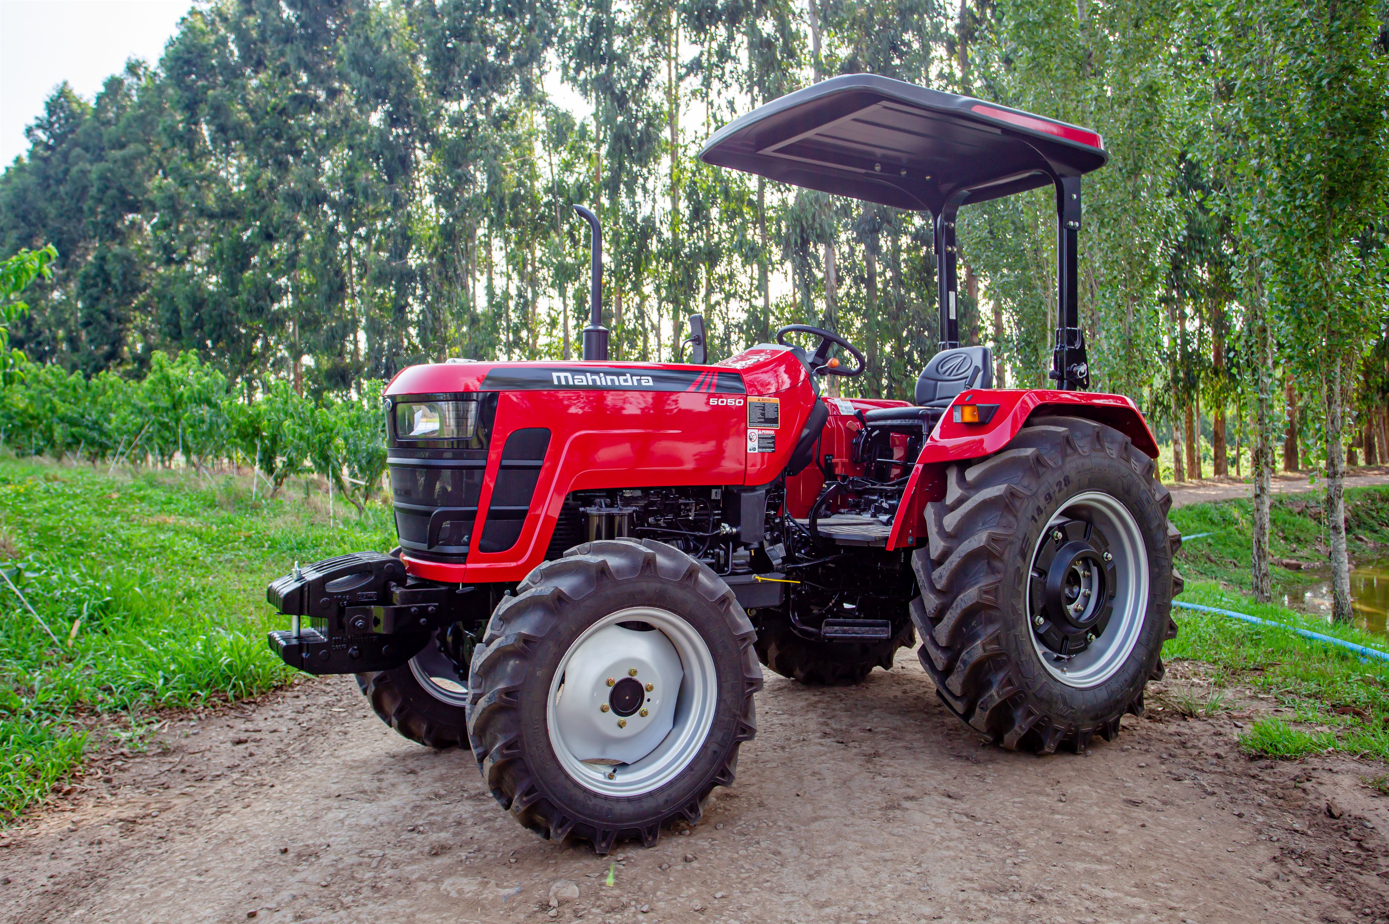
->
(1173, 601, 1389, 663)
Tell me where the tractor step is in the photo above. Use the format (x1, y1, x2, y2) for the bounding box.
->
(820, 618, 893, 641)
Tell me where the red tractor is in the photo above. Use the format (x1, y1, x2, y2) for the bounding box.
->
(267, 75, 1181, 854)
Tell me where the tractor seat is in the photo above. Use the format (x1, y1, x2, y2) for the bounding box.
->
(861, 346, 993, 432)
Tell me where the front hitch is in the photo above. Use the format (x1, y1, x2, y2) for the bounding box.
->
(266, 552, 456, 675)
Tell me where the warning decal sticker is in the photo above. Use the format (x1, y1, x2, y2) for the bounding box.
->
(747, 396, 780, 428)
(746, 429, 776, 454)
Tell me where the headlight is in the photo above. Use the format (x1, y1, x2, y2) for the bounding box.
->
(394, 400, 478, 440)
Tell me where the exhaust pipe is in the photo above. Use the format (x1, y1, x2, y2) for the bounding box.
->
(573, 205, 608, 361)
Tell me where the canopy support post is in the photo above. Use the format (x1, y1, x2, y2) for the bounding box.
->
(1050, 175, 1089, 390)
(934, 191, 968, 351)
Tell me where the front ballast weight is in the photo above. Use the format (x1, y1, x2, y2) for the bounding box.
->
(266, 552, 462, 674)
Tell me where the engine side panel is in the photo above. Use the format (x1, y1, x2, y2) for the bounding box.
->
(391, 350, 822, 584)
(885, 389, 1159, 550)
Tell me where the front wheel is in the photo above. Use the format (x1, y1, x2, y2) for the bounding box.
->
(911, 416, 1182, 753)
(466, 539, 762, 853)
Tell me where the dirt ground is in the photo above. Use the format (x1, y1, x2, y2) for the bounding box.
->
(1166, 467, 1389, 509)
(4, 654, 1388, 924)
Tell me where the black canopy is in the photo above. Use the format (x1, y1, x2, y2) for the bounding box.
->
(699, 74, 1108, 215)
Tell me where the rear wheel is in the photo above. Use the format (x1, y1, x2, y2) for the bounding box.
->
(466, 539, 762, 853)
(753, 619, 914, 685)
(911, 416, 1182, 753)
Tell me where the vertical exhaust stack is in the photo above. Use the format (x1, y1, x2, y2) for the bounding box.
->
(573, 205, 608, 361)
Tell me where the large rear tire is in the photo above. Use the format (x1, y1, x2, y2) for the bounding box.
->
(466, 539, 762, 853)
(912, 415, 1182, 753)
(753, 619, 914, 685)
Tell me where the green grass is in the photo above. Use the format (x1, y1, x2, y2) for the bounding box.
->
(1165, 486, 1389, 764)
(0, 455, 393, 822)
(1168, 483, 1389, 595)
(1165, 581, 1389, 762)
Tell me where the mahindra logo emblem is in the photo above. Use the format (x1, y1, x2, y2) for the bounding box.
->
(935, 353, 973, 378)
(551, 371, 656, 388)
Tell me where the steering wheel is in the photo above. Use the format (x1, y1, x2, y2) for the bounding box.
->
(775, 324, 865, 377)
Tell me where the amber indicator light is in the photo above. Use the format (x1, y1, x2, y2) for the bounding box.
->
(953, 403, 1000, 425)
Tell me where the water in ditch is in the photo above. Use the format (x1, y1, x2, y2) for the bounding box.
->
(1281, 558, 1389, 640)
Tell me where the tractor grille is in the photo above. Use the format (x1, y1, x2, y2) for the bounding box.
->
(386, 393, 549, 562)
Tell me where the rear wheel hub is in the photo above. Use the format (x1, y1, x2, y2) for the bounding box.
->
(1027, 492, 1149, 688)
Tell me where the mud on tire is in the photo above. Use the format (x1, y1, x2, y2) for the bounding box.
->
(466, 539, 762, 853)
(911, 415, 1183, 754)
(753, 619, 914, 685)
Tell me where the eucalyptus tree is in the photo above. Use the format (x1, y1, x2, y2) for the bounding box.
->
(1209, 0, 1389, 618)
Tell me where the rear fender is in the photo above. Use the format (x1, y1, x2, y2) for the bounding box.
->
(885, 390, 1158, 550)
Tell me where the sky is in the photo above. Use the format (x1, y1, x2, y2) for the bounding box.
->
(1, 0, 195, 166)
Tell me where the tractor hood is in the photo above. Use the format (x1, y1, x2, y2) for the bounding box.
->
(387, 361, 746, 397)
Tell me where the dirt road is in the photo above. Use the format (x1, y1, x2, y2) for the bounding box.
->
(4, 655, 1387, 924)
(1167, 467, 1389, 508)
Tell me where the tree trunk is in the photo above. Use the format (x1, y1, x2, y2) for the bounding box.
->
(1378, 405, 1389, 464)
(1171, 393, 1186, 483)
(956, 0, 970, 92)
(1212, 304, 1227, 475)
(963, 264, 980, 345)
(1349, 432, 1360, 468)
(1324, 353, 1352, 622)
(992, 297, 1005, 388)
(1365, 422, 1378, 466)
(667, 17, 681, 362)
(1250, 270, 1274, 603)
(808, 0, 823, 79)
(561, 284, 570, 360)
(1283, 380, 1300, 471)
(1185, 402, 1198, 481)
(823, 238, 838, 396)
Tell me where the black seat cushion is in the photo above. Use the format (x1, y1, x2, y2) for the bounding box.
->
(861, 406, 933, 425)
(915, 346, 993, 408)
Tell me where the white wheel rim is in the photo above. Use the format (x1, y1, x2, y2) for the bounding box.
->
(409, 629, 470, 707)
(546, 607, 718, 797)
(1027, 491, 1149, 688)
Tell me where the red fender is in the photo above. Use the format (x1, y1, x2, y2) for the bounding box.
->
(885, 389, 1160, 550)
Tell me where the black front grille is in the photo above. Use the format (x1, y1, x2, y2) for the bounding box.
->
(386, 391, 550, 561)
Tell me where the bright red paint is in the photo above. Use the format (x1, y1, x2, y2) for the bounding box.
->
(388, 349, 1156, 583)
(969, 104, 1105, 151)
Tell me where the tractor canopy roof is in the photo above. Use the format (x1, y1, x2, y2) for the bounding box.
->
(699, 74, 1108, 215)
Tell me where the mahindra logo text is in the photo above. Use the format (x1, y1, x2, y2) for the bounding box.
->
(551, 371, 657, 387)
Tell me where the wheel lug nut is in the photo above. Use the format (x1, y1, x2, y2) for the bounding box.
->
(639, 708, 649, 717)
(1034, 615, 1044, 627)
(1086, 633, 1095, 643)
(617, 719, 627, 728)
(600, 704, 610, 713)
(1103, 551, 1112, 562)
(645, 683, 654, 692)
(606, 678, 615, 687)
(1052, 530, 1063, 542)
(628, 668, 638, 677)
(607, 771, 616, 780)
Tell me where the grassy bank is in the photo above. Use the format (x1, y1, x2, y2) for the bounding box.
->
(0, 456, 393, 821)
(1168, 483, 1389, 594)
(1168, 487, 1389, 763)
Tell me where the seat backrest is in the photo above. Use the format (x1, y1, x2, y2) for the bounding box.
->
(915, 346, 993, 408)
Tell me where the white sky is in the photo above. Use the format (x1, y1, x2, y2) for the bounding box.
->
(1, 0, 195, 166)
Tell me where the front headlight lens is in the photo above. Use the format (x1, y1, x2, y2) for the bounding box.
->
(394, 400, 478, 440)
